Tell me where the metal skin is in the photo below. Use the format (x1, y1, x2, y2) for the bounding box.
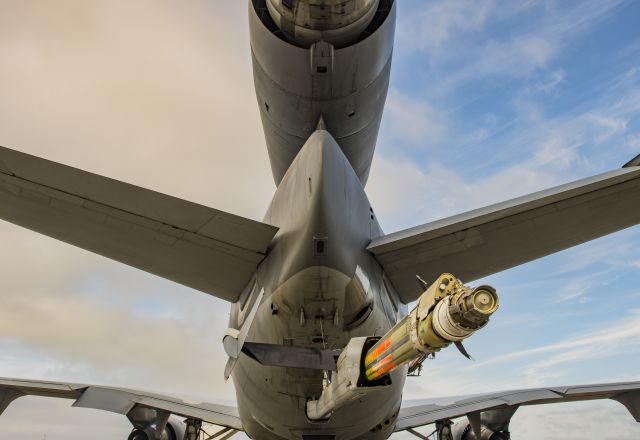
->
(249, 0, 395, 186)
(1, 1, 640, 438)
(264, 0, 380, 48)
(126, 413, 186, 440)
(363, 275, 499, 382)
(231, 2, 408, 438)
(229, 130, 408, 439)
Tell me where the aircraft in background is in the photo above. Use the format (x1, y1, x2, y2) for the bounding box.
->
(1, 1, 639, 439)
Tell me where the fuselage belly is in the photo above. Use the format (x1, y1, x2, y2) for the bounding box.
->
(230, 131, 407, 439)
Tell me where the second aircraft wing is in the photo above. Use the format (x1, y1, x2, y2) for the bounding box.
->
(0, 377, 242, 431)
(0, 146, 278, 303)
(368, 161, 640, 303)
(395, 381, 640, 435)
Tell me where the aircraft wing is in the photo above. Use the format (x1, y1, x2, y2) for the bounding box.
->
(395, 381, 640, 433)
(0, 146, 278, 302)
(0, 377, 243, 431)
(368, 162, 640, 303)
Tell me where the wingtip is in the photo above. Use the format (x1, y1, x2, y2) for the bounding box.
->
(623, 153, 640, 168)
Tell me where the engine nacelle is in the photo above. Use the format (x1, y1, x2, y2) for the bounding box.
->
(127, 414, 186, 440)
(451, 420, 510, 440)
(265, 0, 380, 48)
(249, 0, 396, 186)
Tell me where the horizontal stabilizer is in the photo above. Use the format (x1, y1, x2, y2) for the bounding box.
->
(0, 146, 278, 302)
(369, 164, 640, 303)
(624, 153, 640, 168)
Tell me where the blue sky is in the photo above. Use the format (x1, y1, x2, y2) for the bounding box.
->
(374, 1, 640, 438)
(0, 1, 639, 439)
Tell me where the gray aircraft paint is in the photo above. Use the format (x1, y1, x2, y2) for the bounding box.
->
(1, 0, 640, 438)
(227, 2, 405, 437)
(249, 0, 395, 186)
(229, 129, 407, 439)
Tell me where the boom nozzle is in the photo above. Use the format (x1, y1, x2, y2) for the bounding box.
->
(364, 274, 499, 381)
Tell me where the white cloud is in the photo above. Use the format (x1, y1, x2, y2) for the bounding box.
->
(552, 276, 596, 303)
(398, 0, 625, 92)
(368, 150, 564, 232)
(0, 1, 639, 439)
(509, 402, 640, 440)
(0, 1, 255, 438)
(0, 0, 274, 220)
(384, 91, 448, 146)
(396, 0, 495, 54)
(537, 69, 566, 93)
(584, 114, 629, 144)
(370, 62, 640, 233)
(473, 308, 640, 372)
(625, 133, 640, 151)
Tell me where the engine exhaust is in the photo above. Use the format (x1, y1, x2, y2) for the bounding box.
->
(265, 0, 380, 48)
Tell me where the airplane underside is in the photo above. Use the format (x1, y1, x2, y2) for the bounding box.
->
(0, 0, 640, 439)
(229, 129, 406, 440)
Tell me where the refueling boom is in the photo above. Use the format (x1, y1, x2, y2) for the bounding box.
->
(365, 274, 499, 381)
(306, 274, 499, 421)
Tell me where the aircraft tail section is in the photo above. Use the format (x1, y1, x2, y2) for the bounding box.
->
(260, 128, 383, 290)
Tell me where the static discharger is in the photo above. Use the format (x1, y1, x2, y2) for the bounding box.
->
(364, 273, 499, 381)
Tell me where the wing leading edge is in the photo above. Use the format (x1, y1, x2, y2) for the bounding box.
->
(369, 163, 640, 303)
(0, 146, 279, 302)
(395, 381, 640, 432)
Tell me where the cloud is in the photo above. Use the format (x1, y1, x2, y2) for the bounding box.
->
(584, 113, 629, 144)
(367, 150, 564, 232)
(508, 402, 640, 440)
(396, 0, 625, 93)
(0, 223, 245, 437)
(625, 132, 640, 151)
(370, 62, 640, 233)
(0, 1, 639, 440)
(384, 91, 448, 146)
(473, 309, 640, 372)
(551, 275, 597, 303)
(0, 225, 235, 394)
(537, 69, 566, 93)
(0, 1, 255, 438)
(0, 0, 274, 220)
(396, 0, 496, 54)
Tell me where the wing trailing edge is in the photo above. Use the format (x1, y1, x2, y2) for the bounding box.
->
(0, 146, 279, 302)
(369, 163, 640, 303)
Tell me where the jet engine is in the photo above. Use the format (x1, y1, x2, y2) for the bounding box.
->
(451, 421, 510, 440)
(265, 0, 380, 47)
(442, 406, 517, 440)
(249, 0, 395, 185)
(127, 413, 186, 440)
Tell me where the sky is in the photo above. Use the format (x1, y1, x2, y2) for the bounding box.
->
(0, 0, 639, 439)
